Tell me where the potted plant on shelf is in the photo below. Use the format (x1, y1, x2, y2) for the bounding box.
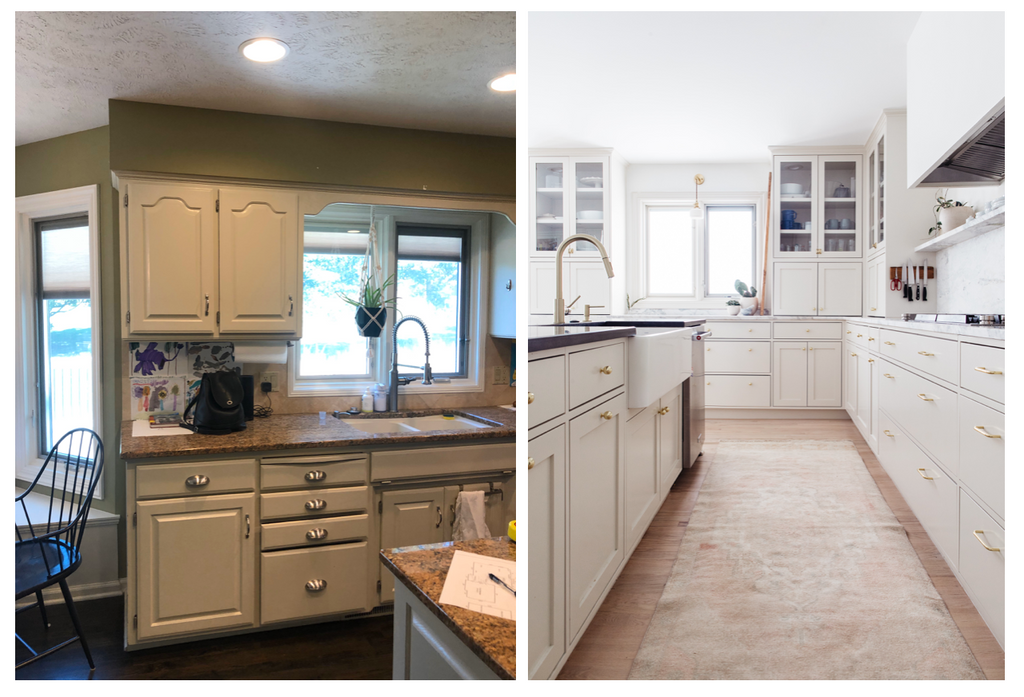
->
(734, 280, 758, 315)
(726, 299, 741, 316)
(341, 271, 397, 337)
(928, 189, 973, 236)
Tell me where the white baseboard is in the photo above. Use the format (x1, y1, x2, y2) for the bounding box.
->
(16, 579, 124, 609)
(707, 408, 850, 420)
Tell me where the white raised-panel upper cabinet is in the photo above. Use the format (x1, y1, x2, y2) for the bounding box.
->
(528, 425, 566, 680)
(126, 182, 219, 334)
(378, 488, 446, 603)
(818, 263, 862, 316)
(219, 188, 300, 333)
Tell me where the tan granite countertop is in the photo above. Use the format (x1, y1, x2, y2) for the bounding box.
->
(120, 407, 515, 460)
(380, 538, 515, 679)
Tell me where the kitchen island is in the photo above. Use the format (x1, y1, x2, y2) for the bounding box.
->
(381, 538, 515, 680)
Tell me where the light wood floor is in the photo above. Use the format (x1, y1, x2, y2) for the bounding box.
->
(556, 419, 1005, 680)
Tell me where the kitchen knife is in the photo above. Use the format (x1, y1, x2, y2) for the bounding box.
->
(903, 263, 909, 300)
(914, 264, 919, 300)
(916, 264, 921, 300)
(907, 263, 913, 302)
(923, 261, 928, 301)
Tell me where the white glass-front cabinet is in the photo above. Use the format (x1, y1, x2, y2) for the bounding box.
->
(530, 156, 610, 258)
(867, 134, 885, 255)
(774, 154, 862, 259)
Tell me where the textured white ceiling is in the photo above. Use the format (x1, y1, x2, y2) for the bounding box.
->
(15, 11, 515, 146)
(529, 12, 922, 163)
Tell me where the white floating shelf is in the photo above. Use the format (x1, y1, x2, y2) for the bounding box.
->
(914, 206, 1005, 252)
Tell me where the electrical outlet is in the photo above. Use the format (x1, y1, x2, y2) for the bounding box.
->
(260, 371, 280, 392)
(492, 366, 504, 385)
(492, 366, 510, 385)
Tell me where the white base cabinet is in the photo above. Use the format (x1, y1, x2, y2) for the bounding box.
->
(772, 341, 842, 408)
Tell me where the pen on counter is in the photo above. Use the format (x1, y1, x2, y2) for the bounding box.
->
(489, 573, 516, 596)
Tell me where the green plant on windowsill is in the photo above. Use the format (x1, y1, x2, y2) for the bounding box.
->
(726, 299, 741, 307)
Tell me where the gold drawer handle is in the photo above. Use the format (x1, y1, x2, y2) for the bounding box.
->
(884, 341, 896, 346)
(868, 359, 875, 363)
(973, 426, 1001, 439)
(658, 406, 670, 415)
(527, 457, 535, 470)
(868, 337, 875, 341)
(806, 329, 811, 332)
(917, 393, 934, 401)
(974, 366, 1002, 375)
(527, 391, 535, 404)
(600, 411, 614, 420)
(707, 382, 711, 385)
(917, 468, 934, 480)
(972, 530, 1001, 553)
(185, 475, 209, 488)
(748, 348, 753, 352)
(305, 579, 328, 592)
(846, 330, 852, 334)
(883, 430, 895, 438)
(748, 328, 753, 332)
(599, 365, 613, 375)
(857, 334, 863, 337)
(883, 373, 895, 379)
(918, 351, 935, 356)
(305, 470, 326, 481)
(707, 347, 711, 351)
(305, 499, 327, 511)
(306, 528, 328, 540)
(870, 308, 877, 312)
(850, 352, 858, 357)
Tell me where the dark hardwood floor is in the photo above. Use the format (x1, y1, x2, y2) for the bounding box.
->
(15, 596, 394, 680)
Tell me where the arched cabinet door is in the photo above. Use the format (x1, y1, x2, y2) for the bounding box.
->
(125, 182, 218, 334)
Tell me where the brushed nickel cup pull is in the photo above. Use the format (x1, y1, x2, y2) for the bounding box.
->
(306, 528, 328, 540)
(916, 468, 934, 480)
(600, 411, 614, 420)
(972, 530, 1000, 552)
(599, 365, 613, 375)
(305, 499, 327, 511)
(527, 457, 535, 470)
(973, 426, 1001, 439)
(185, 475, 209, 487)
(974, 366, 1003, 375)
(305, 579, 328, 592)
(917, 393, 934, 401)
(527, 392, 535, 404)
(305, 470, 327, 481)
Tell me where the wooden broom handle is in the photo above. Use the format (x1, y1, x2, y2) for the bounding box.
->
(760, 171, 771, 315)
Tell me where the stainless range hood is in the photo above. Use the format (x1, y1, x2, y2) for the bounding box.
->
(919, 110, 1004, 186)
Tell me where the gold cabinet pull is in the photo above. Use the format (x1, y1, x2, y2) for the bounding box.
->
(883, 430, 895, 438)
(870, 308, 877, 312)
(809, 347, 814, 351)
(868, 337, 876, 341)
(600, 411, 614, 420)
(748, 328, 753, 332)
(306, 528, 328, 540)
(850, 352, 858, 357)
(185, 475, 209, 488)
(305, 579, 328, 592)
(884, 341, 896, 346)
(305, 499, 327, 511)
(657, 406, 670, 415)
(883, 373, 895, 379)
(527, 457, 535, 470)
(806, 329, 811, 332)
(973, 426, 1001, 439)
(972, 530, 1001, 552)
(527, 391, 535, 404)
(857, 334, 863, 337)
(917, 393, 934, 401)
(707, 382, 711, 385)
(707, 347, 711, 351)
(868, 359, 875, 363)
(918, 351, 935, 356)
(599, 365, 613, 375)
(305, 470, 326, 481)
(974, 366, 1002, 375)
(917, 468, 934, 480)
(846, 330, 852, 334)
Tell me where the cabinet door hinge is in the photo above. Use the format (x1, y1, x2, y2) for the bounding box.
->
(124, 193, 128, 208)
(376, 580, 382, 594)
(378, 500, 383, 514)
(216, 199, 220, 213)
(133, 614, 138, 629)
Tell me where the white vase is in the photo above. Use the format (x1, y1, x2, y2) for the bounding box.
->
(727, 306, 741, 316)
(938, 205, 974, 234)
(739, 296, 757, 311)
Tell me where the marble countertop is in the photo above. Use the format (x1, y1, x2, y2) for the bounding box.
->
(380, 538, 515, 679)
(846, 317, 1005, 340)
(120, 407, 515, 460)
(528, 324, 636, 352)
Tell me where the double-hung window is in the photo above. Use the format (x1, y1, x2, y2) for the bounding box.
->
(16, 186, 103, 494)
(635, 193, 761, 308)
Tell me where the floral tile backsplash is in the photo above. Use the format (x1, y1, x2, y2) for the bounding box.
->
(128, 341, 240, 419)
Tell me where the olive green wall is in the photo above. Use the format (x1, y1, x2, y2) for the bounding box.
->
(109, 100, 514, 197)
(15, 126, 126, 570)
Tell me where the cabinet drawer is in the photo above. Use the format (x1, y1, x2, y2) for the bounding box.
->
(878, 360, 958, 475)
(705, 375, 771, 407)
(260, 486, 369, 521)
(958, 397, 1004, 521)
(529, 355, 566, 429)
(261, 513, 370, 551)
(137, 459, 256, 499)
(867, 326, 881, 349)
(261, 542, 371, 623)
(703, 321, 770, 339)
(705, 341, 771, 373)
(877, 414, 958, 565)
(846, 325, 871, 350)
(773, 322, 842, 339)
(261, 454, 368, 490)
(960, 343, 1004, 405)
(958, 490, 1004, 647)
(568, 342, 625, 410)
(879, 329, 957, 384)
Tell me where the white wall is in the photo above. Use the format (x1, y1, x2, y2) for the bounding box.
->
(932, 182, 1005, 313)
(906, 12, 1004, 187)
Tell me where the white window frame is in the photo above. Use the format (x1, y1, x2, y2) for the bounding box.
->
(630, 191, 766, 309)
(288, 207, 489, 397)
(15, 185, 104, 498)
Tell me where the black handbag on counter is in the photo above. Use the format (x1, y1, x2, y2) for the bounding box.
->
(181, 372, 247, 435)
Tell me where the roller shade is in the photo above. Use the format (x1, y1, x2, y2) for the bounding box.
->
(38, 217, 90, 297)
(303, 230, 369, 255)
(397, 229, 465, 262)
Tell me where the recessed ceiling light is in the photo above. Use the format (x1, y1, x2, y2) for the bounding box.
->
(488, 73, 516, 92)
(240, 38, 290, 63)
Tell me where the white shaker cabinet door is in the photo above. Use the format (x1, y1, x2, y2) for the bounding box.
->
(125, 182, 219, 334)
(808, 342, 843, 407)
(773, 342, 808, 407)
(528, 425, 566, 680)
(529, 261, 557, 315)
(571, 261, 612, 315)
(818, 263, 862, 316)
(218, 188, 300, 333)
(625, 406, 659, 553)
(773, 263, 818, 316)
(845, 344, 859, 416)
(658, 385, 683, 498)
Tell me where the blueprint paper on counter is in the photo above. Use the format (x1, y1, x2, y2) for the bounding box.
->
(437, 550, 516, 620)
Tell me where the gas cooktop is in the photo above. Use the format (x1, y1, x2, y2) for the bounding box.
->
(901, 313, 1004, 326)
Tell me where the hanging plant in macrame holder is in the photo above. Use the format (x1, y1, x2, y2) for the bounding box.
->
(340, 208, 398, 339)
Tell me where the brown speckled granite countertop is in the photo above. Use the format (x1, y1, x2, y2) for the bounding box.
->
(380, 538, 515, 679)
(120, 407, 515, 460)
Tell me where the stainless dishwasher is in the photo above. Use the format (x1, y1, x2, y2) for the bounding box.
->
(683, 328, 710, 467)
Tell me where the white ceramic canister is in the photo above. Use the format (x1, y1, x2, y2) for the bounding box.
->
(373, 384, 388, 412)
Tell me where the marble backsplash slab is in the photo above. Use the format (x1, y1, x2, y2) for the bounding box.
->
(934, 226, 1004, 314)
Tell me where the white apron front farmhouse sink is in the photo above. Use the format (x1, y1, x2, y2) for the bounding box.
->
(627, 327, 693, 408)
